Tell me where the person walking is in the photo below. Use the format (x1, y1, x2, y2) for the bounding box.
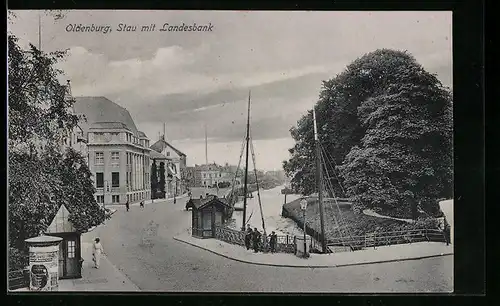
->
(252, 228, 262, 253)
(92, 238, 104, 269)
(125, 200, 130, 212)
(140, 200, 144, 209)
(244, 225, 253, 250)
(269, 231, 278, 253)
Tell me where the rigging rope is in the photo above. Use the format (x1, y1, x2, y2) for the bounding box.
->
(319, 146, 355, 246)
(320, 142, 347, 197)
(249, 130, 266, 235)
(229, 134, 247, 206)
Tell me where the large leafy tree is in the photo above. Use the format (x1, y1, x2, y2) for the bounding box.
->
(338, 51, 452, 217)
(159, 162, 166, 198)
(151, 161, 158, 199)
(284, 49, 452, 218)
(8, 25, 108, 257)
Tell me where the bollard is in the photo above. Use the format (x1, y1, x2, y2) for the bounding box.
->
(25, 235, 62, 291)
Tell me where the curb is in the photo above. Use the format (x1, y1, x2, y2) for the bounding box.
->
(103, 256, 142, 291)
(173, 237, 453, 269)
(87, 210, 117, 233)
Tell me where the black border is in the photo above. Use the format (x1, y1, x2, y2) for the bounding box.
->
(5, 0, 486, 304)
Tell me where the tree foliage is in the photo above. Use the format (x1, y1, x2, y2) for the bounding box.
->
(284, 49, 452, 218)
(8, 35, 78, 149)
(8, 32, 108, 251)
(159, 162, 166, 197)
(151, 161, 159, 199)
(9, 146, 108, 248)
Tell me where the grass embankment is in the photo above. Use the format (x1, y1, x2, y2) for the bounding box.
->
(282, 198, 441, 242)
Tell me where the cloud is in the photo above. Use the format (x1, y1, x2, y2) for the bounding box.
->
(8, 10, 452, 170)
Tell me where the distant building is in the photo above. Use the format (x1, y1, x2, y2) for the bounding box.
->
(191, 163, 242, 187)
(150, 136, 187, 196)
(73, 96, 151, 205)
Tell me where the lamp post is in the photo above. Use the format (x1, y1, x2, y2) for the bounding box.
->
(300, 198, 308, 258)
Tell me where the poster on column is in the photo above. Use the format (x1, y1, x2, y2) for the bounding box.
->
(29, 248, 59, 291)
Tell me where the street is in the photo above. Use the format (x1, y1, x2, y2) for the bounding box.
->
(86, 196, 453, 292)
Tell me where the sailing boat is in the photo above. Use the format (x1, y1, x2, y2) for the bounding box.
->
(226, 91, 267, 238)
(310, 107, 355, 254)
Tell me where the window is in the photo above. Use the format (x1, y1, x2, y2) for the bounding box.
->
(112, 172, 120, 187)
(166, 151, 170, 156)
(111, 152, 120, 165)
(126, 171, 129, 187)
(219, 173, 222, 177)
(203, 173, 206, 178)
(67, 240, 76, 259)
(112, 195, 120, 203)
(95, 152, 104, 165)
(96, 195, 104, 203)
(96, 172, 104, 188)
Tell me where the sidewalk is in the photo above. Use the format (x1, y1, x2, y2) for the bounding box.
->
(104, 193, 190, 207)
(58, 242, 140, 291)
(173, 231, 454, 268)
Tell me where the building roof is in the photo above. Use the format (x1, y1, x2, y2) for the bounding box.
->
(150, 150, 170, 160)
(195, 163, 222, 171)
(89, 122, 130, 130)
(138, 131, 148, 139)
(150, 138, 186, 157)
(187, 195, 231, 210)
(73, 96, 139, 135)
(45, 204, 76, 234)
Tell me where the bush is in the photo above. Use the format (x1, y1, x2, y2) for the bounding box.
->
(283, 198, 442, 242)
(9, 247, 28, 272)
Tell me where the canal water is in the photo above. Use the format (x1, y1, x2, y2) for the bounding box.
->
(227, 185, 305, 237)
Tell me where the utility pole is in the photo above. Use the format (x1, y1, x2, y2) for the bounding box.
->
(242, 90, 251, 231)
(38, 12, 42, 50)
(313, 108, 327, 253)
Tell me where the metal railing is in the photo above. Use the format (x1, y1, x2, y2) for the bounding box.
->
(214, 226, 245, 245)
(326, 228, 448, 250)
(213, 226, 297, 253)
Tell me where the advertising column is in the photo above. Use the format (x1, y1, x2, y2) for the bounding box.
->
(25, 235, 63, 291)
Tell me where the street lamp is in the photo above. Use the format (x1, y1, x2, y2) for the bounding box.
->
(300, 198, 308, 258)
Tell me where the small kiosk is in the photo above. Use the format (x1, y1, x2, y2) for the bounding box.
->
(189, 195, 232, 238)
(45, 204, 82, 279)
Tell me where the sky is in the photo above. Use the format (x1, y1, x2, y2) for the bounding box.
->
(8, 10, 452, 170)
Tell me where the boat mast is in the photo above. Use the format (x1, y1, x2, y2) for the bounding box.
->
(242, 90, 251, 230)
(313, 108, 327, 253)
(205, 123, 208, 194)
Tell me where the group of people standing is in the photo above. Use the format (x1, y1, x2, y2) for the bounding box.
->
(244, 224, 278, 253)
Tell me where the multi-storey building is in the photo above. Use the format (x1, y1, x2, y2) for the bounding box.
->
(150, 135, 187, 196)
(73, 96, 151, 205)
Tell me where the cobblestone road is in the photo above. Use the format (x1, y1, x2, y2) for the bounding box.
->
(87, 197, 453, 292)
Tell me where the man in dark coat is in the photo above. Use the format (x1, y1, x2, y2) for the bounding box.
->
(269, 231, 278, 253)
(244, 225, 253, 250)
(252, 228, 262, 253)
(125, 200, 130, 212)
